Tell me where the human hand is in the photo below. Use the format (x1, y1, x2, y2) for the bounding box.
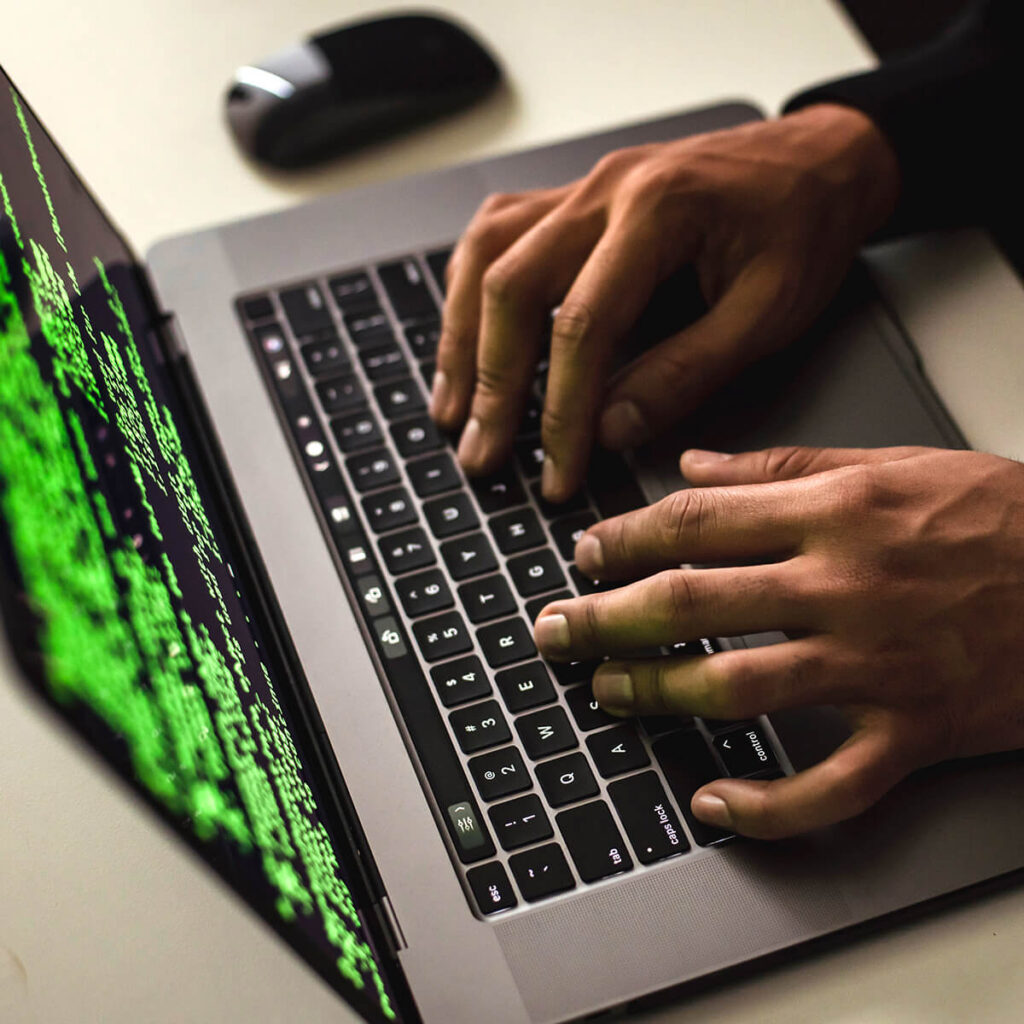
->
(431, 104, 900, 501)
(532, 445, 1024, 838)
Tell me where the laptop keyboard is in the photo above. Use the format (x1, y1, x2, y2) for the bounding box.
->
(237, 249, 788, 916)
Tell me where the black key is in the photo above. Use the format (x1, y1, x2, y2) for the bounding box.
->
(588, 447, 647, 520)
(380, 526, 434, 575)
(321, 493, 360, 541)
(347, 448, 400, 492)
(551, 512, 598, 561)
(332, 409, 383, 452)
(587, 725, 650, 778)
(640, 714, 692, 737)
(316, 375, 366, 416)
(565, 685, 618, 732)
(354, 574, 391, 619)
(395, 569, 452, 617)
(525, 590, 572, 623)
(375, 378, 425, 420)
(419, 358, 436, 384)
(373, 616, 408, 659)
(515, 706, 577, 759)
(360, 342, 407, 381)
(441, 532, 498, 580)
(425, 247, 453, 295)
(535, 753, 598, 807)
(404, 318, 440, 360)
(569, 564, 608, 596)
(514, 435, 546, 479)
(467, 861, 517, 915)
(424, 493, 478, 539)
(362, 487, 417, 533)
(413, 610, 472, 662)
(468, 747, 530, 802)
(431, 655, 490, 707)
(445, 797, 493, 862)
(495, 661, 556, 712)
(608, 771, 690, 864)
(301, 333, 349, 377)
(408, 453, 461, 497)
(341, 535, 375, 575)
(280, 282, 333, 337)
(509, 843, 575, 902)
(241, 294, 273, 320)
(508, 549, 566, 597)
(450, 699, 511, 753)
(477, 618, 536, 668)
(556, 802, 633, 882)
(378, 258, 437, 321)
(488, 794, 552, 851)
(329, 272, 377, 315)
(531, 481, 590, 519)
(391, 415, 442, 457)
(549, 658, 600, 686)
(714, 723, 779, 776)
(459, 575, 516, 624)
(345, 311, 391, 340)
(489, 507, 545, 554)
(652, 730, 732, 847)
(253, 321, 288, 357)
(471, 467, 527, 513)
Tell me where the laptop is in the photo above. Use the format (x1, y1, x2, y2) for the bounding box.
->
(2, 61, 1023, 1024)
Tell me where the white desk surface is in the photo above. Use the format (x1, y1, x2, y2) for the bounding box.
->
(3, 2, 1024, 1022)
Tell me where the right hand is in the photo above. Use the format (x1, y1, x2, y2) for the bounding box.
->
(430, 103, 901, 502)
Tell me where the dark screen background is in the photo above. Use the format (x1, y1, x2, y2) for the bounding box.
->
(0, 67, 400, 1022)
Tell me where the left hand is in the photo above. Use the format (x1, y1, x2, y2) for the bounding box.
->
(532, 445, 1024, 839)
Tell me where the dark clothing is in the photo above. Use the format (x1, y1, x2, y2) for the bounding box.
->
(784, 0, 1024, 240)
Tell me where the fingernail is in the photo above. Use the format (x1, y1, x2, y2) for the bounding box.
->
(457, 417, 486, 468)
(692, 792, 731, 828)
(541, 456, 559, 498)
(600, 400, 648, 449)
(684, 449, 732, 466)
(574, 533, 604, 575)
(592, 670, 633, 712)
(534, 612, 570, 655)
(429, 370, 451, 419)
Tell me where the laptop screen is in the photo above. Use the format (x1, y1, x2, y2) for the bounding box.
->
(0, 70, 399, 1022)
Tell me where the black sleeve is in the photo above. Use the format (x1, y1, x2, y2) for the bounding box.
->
(783, 0, 1024, 237)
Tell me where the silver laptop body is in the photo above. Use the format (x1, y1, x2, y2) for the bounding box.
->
(11, 87, 1021, 1022)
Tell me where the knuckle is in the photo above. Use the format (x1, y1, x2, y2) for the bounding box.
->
(481, 262, 519, 307)
(762, 446, 816, 480)
(478, 190, 516, 216)
(661, 488, 717, 546)
(700, 652, 746, 717)
(540, 401, 579, 444)
(589, 146, 644, 181)
(472, 362, 513, 405)
(550, 301, 594, 354)
(658, 569, 701, 625)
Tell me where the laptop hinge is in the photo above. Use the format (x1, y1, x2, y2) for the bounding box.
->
(373, 895, 408, 955)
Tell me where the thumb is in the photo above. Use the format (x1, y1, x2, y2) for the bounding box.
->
(680, 444, 935, 486)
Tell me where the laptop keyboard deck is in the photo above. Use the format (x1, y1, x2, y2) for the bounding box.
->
(237, 249, 787, 916)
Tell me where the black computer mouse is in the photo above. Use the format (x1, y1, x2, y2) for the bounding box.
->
(226, 13, 501, 169)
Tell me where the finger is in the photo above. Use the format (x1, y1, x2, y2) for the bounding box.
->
(540, 213, 674, 501)
(590, 636, 853, 719)
(690, 724, 912, 839)
(598, 267, 783, 450)
(679, 444, 936, 486)
(574, 481, 819, 581)
(432, 188, 567, 429)
(533, 563, 815, 662)
(456, 203, 607, 474)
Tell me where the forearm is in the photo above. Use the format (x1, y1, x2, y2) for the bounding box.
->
(784, 0, 1024, 237)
